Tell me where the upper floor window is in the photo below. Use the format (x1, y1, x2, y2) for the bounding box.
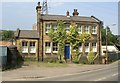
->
(78, 25, 82, 34)
(66, 25, 70, 32)
(84, 25, 89, 33)
(52, 24, 57, 32)
(45, 23, 50, 33)
(92, 25, 97, 34)
(53, 42, 58, 53)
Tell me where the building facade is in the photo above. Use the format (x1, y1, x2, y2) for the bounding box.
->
(15, 2, 103, 61)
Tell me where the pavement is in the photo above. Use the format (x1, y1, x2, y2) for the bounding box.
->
(1, 61, 119, 81)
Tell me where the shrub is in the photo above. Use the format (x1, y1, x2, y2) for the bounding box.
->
(87, 51, 95, 64)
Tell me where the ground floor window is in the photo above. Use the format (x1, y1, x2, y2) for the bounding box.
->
(92, 42, 97, 52)
(30, 42, 36, 53)
(85, 43, 90, 52)
(78, 43, 82, 52)
(53, 42, 58, 53)
(45, 42, 51, 53)
(22, 41, 28, 53)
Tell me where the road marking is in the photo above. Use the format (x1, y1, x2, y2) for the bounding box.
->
(112, 73, 118, 76)
(95, 77, 107, 81)
(94, 73, 118, 81)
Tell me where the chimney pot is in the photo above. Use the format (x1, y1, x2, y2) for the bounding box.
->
(66, 11, 69, 16)
(73, 9, 79, 16)
(38, 2, 40, 6)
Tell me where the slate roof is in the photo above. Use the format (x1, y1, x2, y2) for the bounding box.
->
(41, 14, 100, 22)
(15, 29, 39, 39)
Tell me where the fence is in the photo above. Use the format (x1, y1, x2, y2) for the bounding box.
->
(108, 52, 120, 62)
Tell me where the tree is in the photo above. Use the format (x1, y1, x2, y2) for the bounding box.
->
(67, 23, 92, 62)
(48, 21, 66, 62)
(101, 26, 119, 45)
(1, 30, 15, 41)
(78, 33, 91, 56)
(66, 22, 79, 61)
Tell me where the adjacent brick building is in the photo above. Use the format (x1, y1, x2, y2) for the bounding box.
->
(15, 2, 103, 61)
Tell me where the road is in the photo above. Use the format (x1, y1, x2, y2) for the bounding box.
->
(36, 62, 119, 81)
(2, 61, 119, 81)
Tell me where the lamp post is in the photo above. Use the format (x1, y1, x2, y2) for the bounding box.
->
(105, 24, 116, 64)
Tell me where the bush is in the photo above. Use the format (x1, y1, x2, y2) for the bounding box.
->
(87, 51, 95, 64)
(81, 60, 88, 64)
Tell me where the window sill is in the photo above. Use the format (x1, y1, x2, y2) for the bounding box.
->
(53, 51, 58, 53)
(45, 52, 51, 53)
(22, 52, 28, 53)
(30, 52, 36, 53)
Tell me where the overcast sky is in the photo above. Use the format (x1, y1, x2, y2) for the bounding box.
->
(1, 0, 119, 35)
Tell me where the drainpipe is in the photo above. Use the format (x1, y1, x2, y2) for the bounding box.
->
(41, 19, 44, 61)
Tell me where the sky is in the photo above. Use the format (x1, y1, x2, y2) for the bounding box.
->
(1, 0, 119, 35)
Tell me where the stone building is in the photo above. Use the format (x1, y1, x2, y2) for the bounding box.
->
(15, 2, 103, 61)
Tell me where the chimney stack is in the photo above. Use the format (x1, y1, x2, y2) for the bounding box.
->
(73, 9, 79, 16)
(36, 2, 41, 22)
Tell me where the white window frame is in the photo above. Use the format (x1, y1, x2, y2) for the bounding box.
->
(22, 41, 28, 53)
(52, 24, 57, 32)
(45, 23, 50, 33)
(84, 25, 89, 33)
(30, 42, 36, 53)
(78, 43, 82, 52)
(78, 25, 82, 34)
(53, 42, 58, 53)
(92, 42, 97, 52)
(85, 43, 90, 52)
(66, 25, 70, 32)
(92, 25, 97, 34)
(45, 42, 51, 53)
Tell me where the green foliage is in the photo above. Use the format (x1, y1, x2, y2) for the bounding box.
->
(67, 23, 80, 60)
(87, 51, 95, 64)
(48, 21, 66, 62)
(81, 60, 88, 64)
(48, 22, 92, 62)
(72, 54, 82, 64)
(1, 30, 15, 41)
(79, 33, 91, 44)
(78, 33, 91, 56)
(101, 26, 119, 45)
(93, 53, 99, 61)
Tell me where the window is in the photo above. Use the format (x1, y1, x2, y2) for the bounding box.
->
(45, 23, 50, 33)
(84, 25, 89, 33)
(53, 42, 58, 53)
(92, 42, 97, 52)
(78, 25, 82, 34)
(92, 25, 97, 34)
(78, 43, 82, 52)
(66, 25, 69, 32)
(22, 41, 28, 53)
(52, 24, 57, 32)
(85, 43, 89, 52)
(45, 42, 51, 53)
(30, 42, 36, 53)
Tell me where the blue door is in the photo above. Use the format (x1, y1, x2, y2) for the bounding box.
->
(65, 44, 70, 59)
